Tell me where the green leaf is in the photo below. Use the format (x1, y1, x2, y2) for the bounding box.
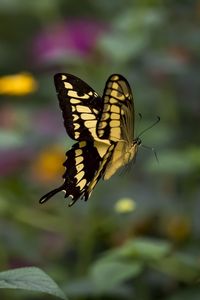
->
(121, 238, 171, 261)
(92, 239, 200, 283)
(166, 287, 200, 300)
(90, 261, 142, 291)
(151, 253, 200, 283)
(99, 33, 148, 62)
(99, 238, 171, 262)
(0, 267, 67, 299)
(64, 277, 132, 298)
(186, 146, 200, 167)
(114, 8, 164, 31)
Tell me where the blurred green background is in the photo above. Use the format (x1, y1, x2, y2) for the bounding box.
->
(0, 0, 200, 299)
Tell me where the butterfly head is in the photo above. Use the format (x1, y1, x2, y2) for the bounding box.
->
(134, 137, 142, 146)
(124, 137, 141, 164)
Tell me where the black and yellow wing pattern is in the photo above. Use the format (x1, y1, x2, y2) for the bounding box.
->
(54, 73, 102, 141)
(40, 73, 141, 206)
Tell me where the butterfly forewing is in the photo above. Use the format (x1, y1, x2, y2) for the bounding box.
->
(97, 74, 134, 143)
(54, 73, 103, 141)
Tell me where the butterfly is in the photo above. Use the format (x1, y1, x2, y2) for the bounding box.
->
(39, 73, 142, 206)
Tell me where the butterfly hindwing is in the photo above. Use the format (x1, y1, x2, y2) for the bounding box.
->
(97, 74, 134, 143)
(40, 140, 111, 206)
(54, 73, 103, 141)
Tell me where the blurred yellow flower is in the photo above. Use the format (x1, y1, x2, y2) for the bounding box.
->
(115, 197, 136, 213)
(32, 146, 65, 183)
(0, 72, 37, 95)
(164, 215, 191, 242)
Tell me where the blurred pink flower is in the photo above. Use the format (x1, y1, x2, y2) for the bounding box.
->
(31, 19, 107, 64)
(0, 148, 33, 176)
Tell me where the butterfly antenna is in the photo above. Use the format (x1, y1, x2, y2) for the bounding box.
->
(135, 113, 143, 136)
(138, 116, 160, 138)
(138, 112, 142, 120)
(141, 145, 159, 164)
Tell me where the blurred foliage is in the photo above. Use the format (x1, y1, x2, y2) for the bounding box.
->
(0, 267, 67, 299)
(0, 0, 200, 299)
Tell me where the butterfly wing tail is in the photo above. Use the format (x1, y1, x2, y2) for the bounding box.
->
(39, 187, 63, 204)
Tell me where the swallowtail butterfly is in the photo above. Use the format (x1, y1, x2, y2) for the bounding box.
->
(39, 74, 142, 206)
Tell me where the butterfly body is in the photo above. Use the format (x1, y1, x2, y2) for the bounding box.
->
(103, 137, 141, 180)
(40, 73, 140, 206)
